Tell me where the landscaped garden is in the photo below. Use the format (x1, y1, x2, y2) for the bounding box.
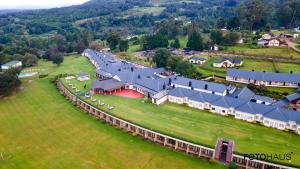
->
(59, 56, 300, 167)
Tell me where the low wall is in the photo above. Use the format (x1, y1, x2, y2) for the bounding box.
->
(56, 80, 296, 169)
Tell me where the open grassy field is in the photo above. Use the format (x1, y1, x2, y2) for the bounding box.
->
(225, 45, 300, 59)
(59, 56, 300, 166)
(0, 56, 225, 169)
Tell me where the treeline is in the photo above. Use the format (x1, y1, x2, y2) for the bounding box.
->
(153, 48, 201, 78)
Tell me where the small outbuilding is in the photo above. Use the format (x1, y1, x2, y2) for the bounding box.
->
(77, 72, 90, 81)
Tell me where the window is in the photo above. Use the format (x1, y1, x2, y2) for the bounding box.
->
(222, 110, 225, 113)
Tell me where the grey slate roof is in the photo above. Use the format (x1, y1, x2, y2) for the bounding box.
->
(188, 92, 222, 103)
(227, 69, 300, 83)
(91, 79, 124, 91)
(285, 93, 300, 102)
(171, 76, 227, 94)
(252, 95, 275, 103)
(230, 87, 255, 100)
(211, 96, 248, 109)
(168, 87, 198, 98)
(215, 57, 242, 64)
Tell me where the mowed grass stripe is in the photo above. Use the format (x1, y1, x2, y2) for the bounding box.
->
(0, 79, 224, 169)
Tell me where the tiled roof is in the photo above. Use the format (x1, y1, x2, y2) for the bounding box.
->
(227, 69, 300, 83)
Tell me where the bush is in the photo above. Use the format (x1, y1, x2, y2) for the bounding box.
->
(38, 74, 48, 78)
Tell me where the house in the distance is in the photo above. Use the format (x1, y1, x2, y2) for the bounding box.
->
(77, 72, 90, 82)
(189, 57, 207, 65)
(213, 58, 243, 68)
(267, 39, 280, 47)
(1, 60, 22, 70)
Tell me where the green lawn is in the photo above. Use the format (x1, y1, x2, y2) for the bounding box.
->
(196, 56, 300, 77)
(225, 45, 300, 59)
(0, 56, 225, 169)
(59, 56, 300, 167)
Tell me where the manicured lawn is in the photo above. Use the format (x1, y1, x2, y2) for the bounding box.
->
(69, 91, 300, 166)
(225, 45, 300, 59)
(59, 56, 300, 166)
(0, 57, 225, 169)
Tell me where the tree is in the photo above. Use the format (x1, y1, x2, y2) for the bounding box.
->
(277, 0, 300, 28)
(227, 17, 240, 30)
(153, 48, 170, 68)
(187, 30, 203, 51)
(210, 30, 224, 45)
(0, 68, 21, 95)
(140, 33, 169, 50)
(52, 54, 64, 66)
(119, 39, 129, 52)
(107, 33, 121, 50)
(89, 41, 104, 51)
(171, 38, 180, 48)
(216, 18, 226, 29)
(237, 0, 270, 30)
(222, 32, 241, 45)
(22, 53, 38, 67)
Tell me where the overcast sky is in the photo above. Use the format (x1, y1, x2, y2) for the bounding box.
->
(0, 0, 90, 9)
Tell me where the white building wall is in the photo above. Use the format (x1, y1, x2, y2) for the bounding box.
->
(263, 118, 286, 130)
(235, 111, 255, 122)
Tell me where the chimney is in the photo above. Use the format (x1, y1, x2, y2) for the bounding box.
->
(138, 75, 141, 79)
(252, 69, 254, 72)
(169, 78, 172, 85)
(189, 81, 192, 87)
(290, 71, 293, 74)
(163, 84, 166, 90)
(131, 67, 134, 72)
(118, 68, 121, 71)
(204, 84, 208, 90)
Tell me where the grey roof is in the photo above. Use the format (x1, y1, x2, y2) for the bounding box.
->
(2, 60, 21, 67)
(252, 95, 275, 103)
(168, 87, 198, 98)
(263, 108, 289, 122)
(211, 96, 248, 109)
(227, 69, 300, 83)
(190, 57, 206, 61)
(285, 93, 300, 102)
(188, 92, 222, 103)
(230, 87, 255, 100)
(235, 102, 274, 115)
(215, 57, 242, 64)
(91, 79, 124, 91)
(171, 76, 227, 94)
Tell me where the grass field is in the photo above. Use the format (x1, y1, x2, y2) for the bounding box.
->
(0, 56, 225, 169)
(196, 56, 300, 77)
(59, 56, 300, 166)
(225, 45, 300, 59)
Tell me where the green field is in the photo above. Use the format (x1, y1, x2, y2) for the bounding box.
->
(59, 56, 300, 167)
(196, 56, 300, 77)
(225, 45, 300, 59)
(0, 56, 225, 169)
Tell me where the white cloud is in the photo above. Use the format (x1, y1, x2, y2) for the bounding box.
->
(0, 0, 89, 9)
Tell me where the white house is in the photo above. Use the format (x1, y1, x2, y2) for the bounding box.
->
(262, 34, 272, 40)
(189, 57, 206, 65)
(210, 44, 219, 51)
(1, 60, 22, 70)
(268, 39, 280, 47)
(213, 58, 243, 68)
